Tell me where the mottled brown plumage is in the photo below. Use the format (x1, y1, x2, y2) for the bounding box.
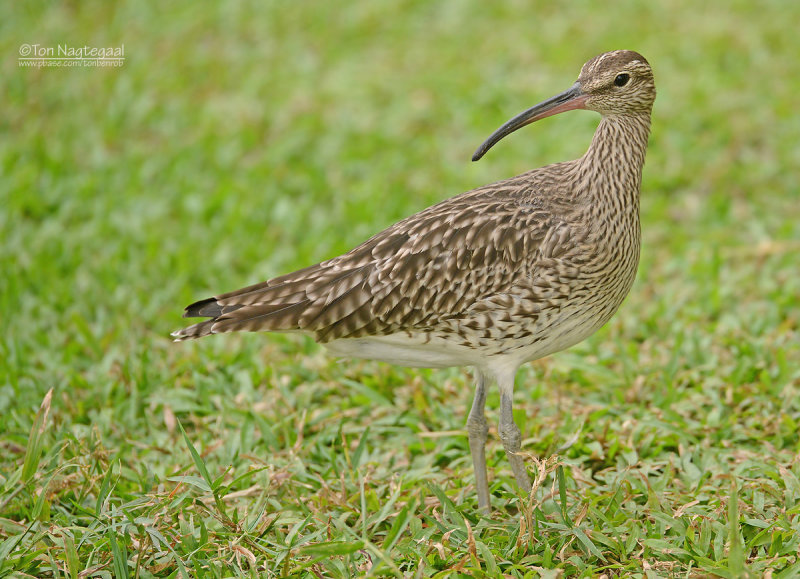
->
(173, 50, 656, 511)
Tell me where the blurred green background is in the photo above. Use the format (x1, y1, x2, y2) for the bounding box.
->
(2, 0, 799, 576)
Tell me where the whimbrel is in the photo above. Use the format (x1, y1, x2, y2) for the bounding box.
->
(173, 50, 655, 512)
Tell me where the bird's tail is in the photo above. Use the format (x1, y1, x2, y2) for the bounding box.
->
(170, 297, 244, 341)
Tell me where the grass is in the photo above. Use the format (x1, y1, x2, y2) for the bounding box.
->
(1, 0, 799, 576)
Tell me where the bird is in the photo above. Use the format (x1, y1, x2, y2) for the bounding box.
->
(173, 50, 656, 512)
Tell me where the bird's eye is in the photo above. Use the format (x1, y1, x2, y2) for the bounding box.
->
(614, 73, 630, 87)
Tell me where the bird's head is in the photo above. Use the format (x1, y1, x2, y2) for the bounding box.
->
(472, 50, 655, 161)
(577, 50, 655, 116)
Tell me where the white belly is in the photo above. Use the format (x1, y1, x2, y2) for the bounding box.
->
(325, 333, 484, 368)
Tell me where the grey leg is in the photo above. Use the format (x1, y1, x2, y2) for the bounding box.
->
(497, 371, 532, 495)
(467, 371, 491, 512)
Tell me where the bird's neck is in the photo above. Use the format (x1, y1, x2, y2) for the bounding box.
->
(578, 113, 652, 206)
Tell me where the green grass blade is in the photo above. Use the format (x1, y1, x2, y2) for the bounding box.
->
(727, 479, 745, 577)
(299, 539, 365, 557)
(177, 420, 228, 519)
(351, 426, 371, 469)
(21, 388, 52, 484)
(557, 465, 573, 528)
(167, 475, 212, 493)
(95, 462, 117, 516)
(107, 529, 130, 579)
(63, 533, 79, 579)
(572, 527, 606, 562)
(381, 500, 414, 551)
(178, 420, 213, 487)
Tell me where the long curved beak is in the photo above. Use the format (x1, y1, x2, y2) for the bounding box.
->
(472, 82, 587, 162)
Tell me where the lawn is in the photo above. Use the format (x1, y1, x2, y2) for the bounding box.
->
(2, 0, 799, 576)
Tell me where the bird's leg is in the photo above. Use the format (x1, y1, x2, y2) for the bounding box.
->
(466, 371, 490, 512)
(497, 371, 532, 495)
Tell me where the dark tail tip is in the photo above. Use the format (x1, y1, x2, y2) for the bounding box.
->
(183, 297, 223, 319)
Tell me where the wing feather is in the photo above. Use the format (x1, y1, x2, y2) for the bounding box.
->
(172, 170, 583, 343)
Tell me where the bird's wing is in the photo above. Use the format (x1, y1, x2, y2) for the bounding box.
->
(172, 174, 580, 343)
